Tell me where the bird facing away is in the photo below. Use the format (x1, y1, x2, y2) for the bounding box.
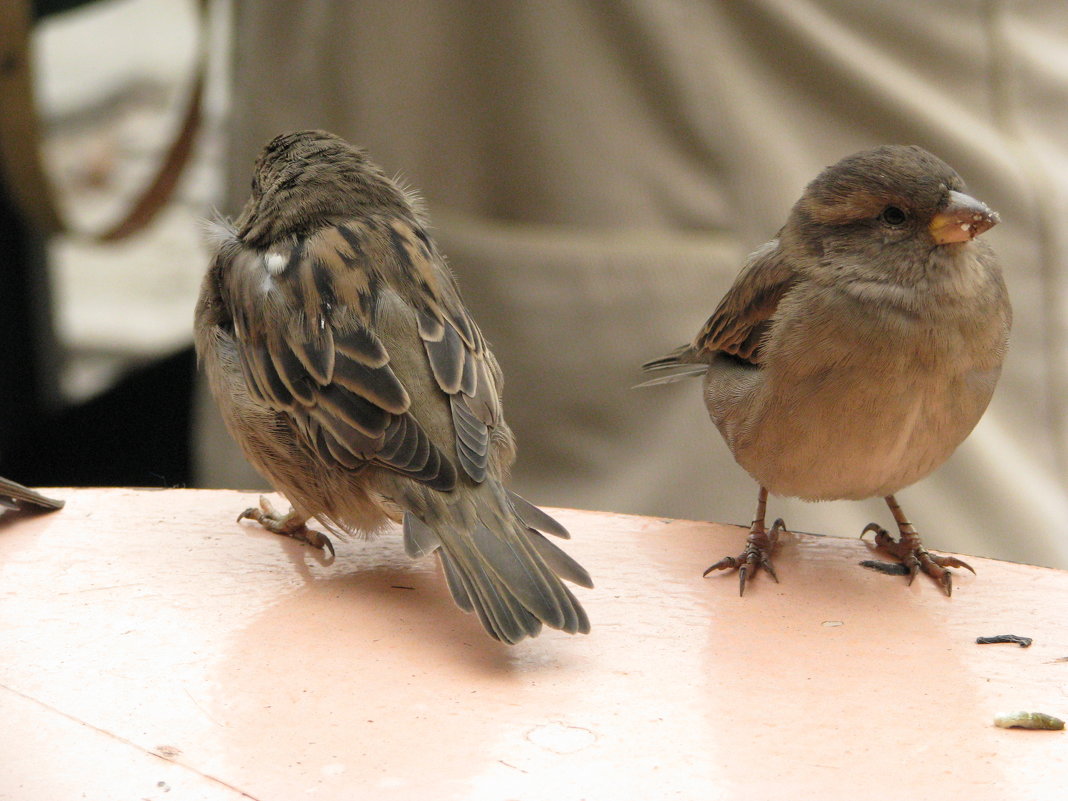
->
(195, 130, 591, 643)
(642, 145, 1011, 596)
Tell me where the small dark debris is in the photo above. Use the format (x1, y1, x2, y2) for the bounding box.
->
(390, 585, 416, 591)
(859, 560, 909, 576)
(976, 634, 1032, 648)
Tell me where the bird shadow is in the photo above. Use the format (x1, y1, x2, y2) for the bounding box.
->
(0, 505, 64, 531)
(226, 527, 571, 679)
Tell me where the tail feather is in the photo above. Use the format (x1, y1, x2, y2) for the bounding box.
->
(527, 530, 593, 589)
(440, 547, 543, 643)
(640, 344, 693, 370)
(401, 485, 591, 644)
(507, 489, 570, 538)
(464, 518, 568, 630)
(438, 548, 474, 611)
(636, 345, 709, 387)
(402, 511, 441, 558)
(0, 476, 64, 511)
(562, 583, 591, 635)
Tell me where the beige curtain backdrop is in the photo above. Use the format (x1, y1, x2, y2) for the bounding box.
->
(196, 0, 1068, 569)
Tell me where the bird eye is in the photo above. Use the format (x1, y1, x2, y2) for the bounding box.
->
(880, 206, 907, 226)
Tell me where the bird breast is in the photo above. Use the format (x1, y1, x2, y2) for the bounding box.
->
(705, 283, 1006, 501)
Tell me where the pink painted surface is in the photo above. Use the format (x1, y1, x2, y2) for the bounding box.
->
(0, 488, 1064, 800)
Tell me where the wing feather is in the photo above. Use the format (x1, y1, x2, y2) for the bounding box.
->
(420, 310, 465, 394)
(693, 239, 797, 364)
(405, 234, 503, 482)
(286, 329, 334, 385)
(331, 352, 410, 413)
(220, 222, 457, 490)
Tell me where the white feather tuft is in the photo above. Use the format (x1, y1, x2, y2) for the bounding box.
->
(199, 212, 238, 248)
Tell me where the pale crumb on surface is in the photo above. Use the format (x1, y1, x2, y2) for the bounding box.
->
(994, 712, 1065, 730)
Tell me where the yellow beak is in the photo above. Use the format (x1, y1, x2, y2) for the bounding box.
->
(928, 190, 999, 245)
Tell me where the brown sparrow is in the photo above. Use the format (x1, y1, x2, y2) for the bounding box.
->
(195, 131, 591, 643)
(643, 145, 1011, 595)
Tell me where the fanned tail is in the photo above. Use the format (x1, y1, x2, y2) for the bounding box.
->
(402, 483, 592, 644)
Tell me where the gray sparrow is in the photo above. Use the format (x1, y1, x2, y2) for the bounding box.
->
(195, 130, 591, 643)
(643, 145, 1011, 595)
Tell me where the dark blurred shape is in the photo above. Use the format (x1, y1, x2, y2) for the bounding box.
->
(975, 634, 1033, 648)
(33, 0, 100, 21)
(1, 347, 194, 488)
(0, 0, 196, 489)
(0, 187, 60, 452)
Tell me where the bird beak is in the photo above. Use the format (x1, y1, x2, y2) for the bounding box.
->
(928, 190, 1000, 244)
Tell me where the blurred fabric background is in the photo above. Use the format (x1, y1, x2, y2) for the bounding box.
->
(6, 0, 1068, 569)
(1, 0, 220, 485)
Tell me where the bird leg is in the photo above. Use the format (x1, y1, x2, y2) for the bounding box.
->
(238, 495, 335, 557)
(861, 494, 973, 596)
(703, 486, 785, 596)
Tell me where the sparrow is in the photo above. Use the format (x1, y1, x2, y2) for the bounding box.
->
(0, 476, 64, 512)
(642, 145, 1011, 596)
(195, 130, 591, 643)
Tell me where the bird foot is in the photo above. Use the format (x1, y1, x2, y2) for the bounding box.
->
(238, 496, 335, 557)
(861, 523, 973, 596)
(703, 518, 786, 596)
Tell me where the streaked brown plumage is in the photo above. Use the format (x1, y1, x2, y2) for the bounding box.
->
(195, 130, 591, 643)
(643, 145, 1011, 595)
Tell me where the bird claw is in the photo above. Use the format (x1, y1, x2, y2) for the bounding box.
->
(940, 570, 953, 596)
(704, 517, 785, 596)
(703, 555, 740, 576)
(860, 522, 885, 541)
(862, 520, 972, 596)
(937, 554, 976, 575)
(300, 528, 336, 558)
(237, 495, 335, 557)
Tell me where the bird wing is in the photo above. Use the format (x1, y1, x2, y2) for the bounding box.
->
(693, 239, 798, 365)
(220, 216, 501, 491)
(403, 223, 503, 485)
